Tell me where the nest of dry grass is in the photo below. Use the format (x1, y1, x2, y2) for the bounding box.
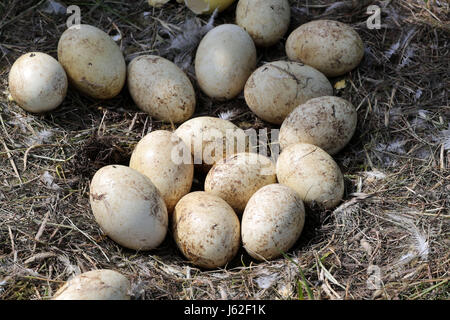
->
(0, 0, 449, 300)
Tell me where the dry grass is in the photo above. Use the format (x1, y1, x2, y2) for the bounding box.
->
(0, 0, 449, 300)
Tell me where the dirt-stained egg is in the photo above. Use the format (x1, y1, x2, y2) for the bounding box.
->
(286, 20, 364, 77)
(185, 0, 236, 14)
(244, 61, 333, 124)
(127, 55, 196, 123)
(204, 152, 276, 213)
(57, 24, 126, 99)
(174, 116, 248, 171)
(279, 96, 357, 155)
(195, 24, 257, 100)
(89, 165, 168, 251)
(172, 192, 240, 269)
(53, 269, 130, 300)
(276, 143, 344, 209)
(8, 52, 67, 113)
(129, 130, 194, 213)
(236, 0, 290, 47)
(241, 184, 305, 261)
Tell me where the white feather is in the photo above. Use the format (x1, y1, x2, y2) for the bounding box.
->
(365, 170, 386, 180)
(167, 10, 217, 70)
(399, 47, 415, 68)
(42, 0, 66, 15)
(25, 129, 54, 146)
(218, 109, 240, 121)
(323, 2, 347, 14)
(441, 126, 450, 150)
(255, 273, 279, 290)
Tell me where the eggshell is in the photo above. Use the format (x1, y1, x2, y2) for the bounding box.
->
(53, 269, 130, 300)
(236, 0, 290, 47)
(204, 152, 276, 213)
(57, 24, 126, 99)
(89, 165, 168, 250)
(129, 130, 194, 213)
(276, 143, 344, 209)
(8, 52, 67, 113)
(279, 96, 357, 154)
(172, 192, 240, 269)
(286, 20, 364, 77)
(241, 184, 305, 260)
(127, 55, 196, 123)
(195, 24, 257, 100)
(244, 61, 333, 124)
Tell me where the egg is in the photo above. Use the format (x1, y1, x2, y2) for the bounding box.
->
(185, 0, 236, 14)
(204, 152, 276, 213)
(172, 192, 240, 269)
(286, 20, 364, 77)
(241, 184, 305, 261)
(89, 165, 168, 250)
(279, 96, 357, 155)
(236, 0, 290, 47)
(195, 24, 257, 100)
(127, 55, 196, 124)
(8, 52, 67, 113)
(53, 269, 130, 300)
(174, 116, 248, 170)
(129, 130, 194, 213)
(276, 143, 344, 209)
(244, 61, 333, 124)
(57, 24, 126, 99)
(147, 0, 171, 7)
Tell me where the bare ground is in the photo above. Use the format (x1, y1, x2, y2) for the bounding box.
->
(0, 0, 449, 300)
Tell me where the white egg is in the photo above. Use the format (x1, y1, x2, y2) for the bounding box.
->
(127, 55, 196, 123)
(244, 61, 333, 124)
(129, 130, 194, 213)
(172, 192, 240, 269)
(276, 143, 345, 209)
(242, 184, 305, 261)
(286, 20, 364, 77)
(204, 152, 276, 213)
(89, 165, 168, 250)
(58, 24, 126, 99)
(236, 0, 290, 47)
(53, 269, 130, 300)
(195, 24, 257, 100)
(8, 52, 67, 113)
(279, 96, 357, 155)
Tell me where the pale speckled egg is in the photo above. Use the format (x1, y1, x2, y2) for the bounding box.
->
(174, 116, 248, 171)
(236, 0, 290, 47)
(53, 269, 130, 300)
(204, 152, 276, 213)
(241, 184, 305, 261)
(195, 24, 257, 100)
(244, 60, 333, 124)
(129, 130, 194, 213)
(279, 96, 357, 155)
(127, 55, 196, 124)
(276, 143, 344, 209)
(8, 52, 67, 113)
(172, 192, 240, 269)
(57, 24, 126, 99)
(89, 165, 168, 251)
(286, 20, 364, 77)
